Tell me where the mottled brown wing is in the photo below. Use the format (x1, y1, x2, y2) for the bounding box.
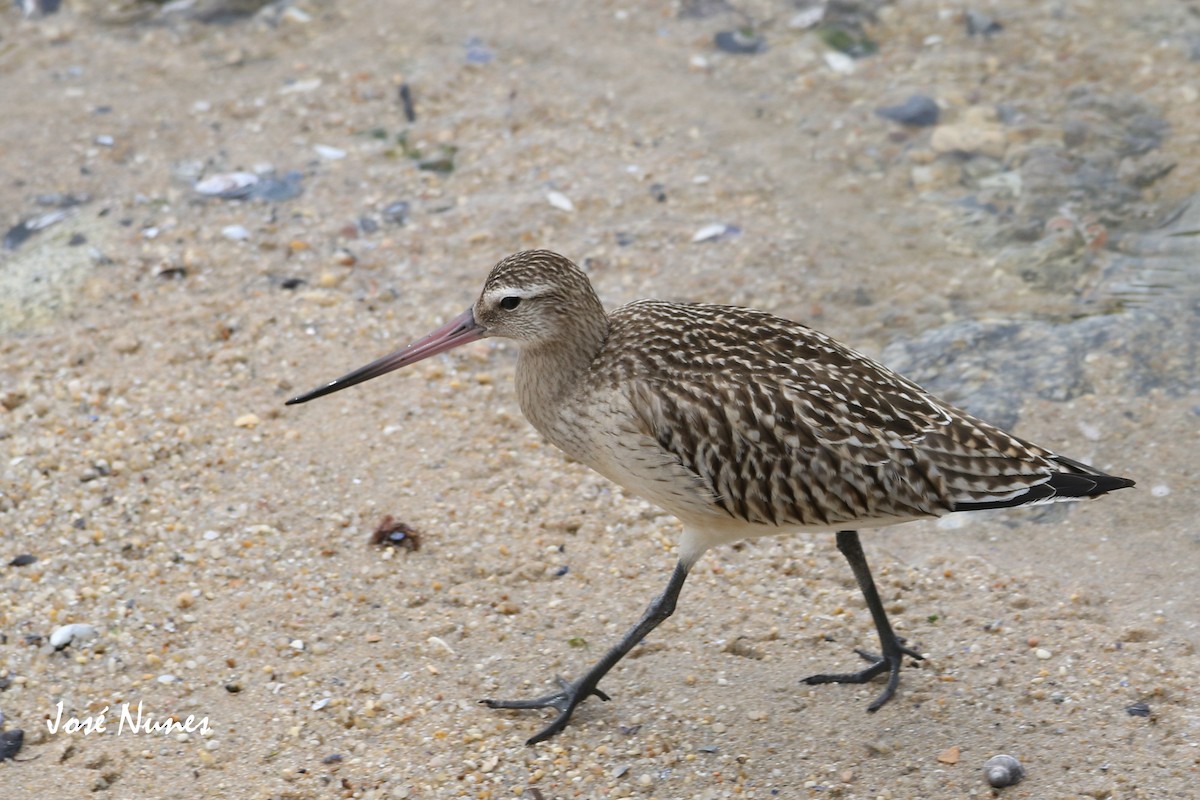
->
(614, 301, 1060, 527)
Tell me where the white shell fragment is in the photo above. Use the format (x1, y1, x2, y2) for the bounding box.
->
(195, 172, 258, 198)
(983, 754, 1025, 788)
(691, 223, 741, 243)
(314, 144, 347, 160)
(49, 623, 98, 650)
(546, 190, 575, 212)
(823, 51, 856, 74)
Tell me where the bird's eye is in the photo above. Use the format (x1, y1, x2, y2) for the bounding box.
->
(499, 296, 521, 310)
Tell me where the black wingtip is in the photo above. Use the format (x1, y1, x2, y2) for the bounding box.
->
(1051, 455, 1135, 497)
(952, 459, 1134, 513)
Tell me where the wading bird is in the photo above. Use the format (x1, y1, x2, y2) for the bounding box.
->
(287, 250, 1133, 744)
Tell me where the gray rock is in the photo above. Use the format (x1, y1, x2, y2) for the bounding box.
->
(876, 94, 940, 127)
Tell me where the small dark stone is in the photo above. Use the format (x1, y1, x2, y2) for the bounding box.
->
(358, 216, 379, 234)
(965, 10, 1003, 36)
(3, 222, 34, 251)
(34, 192, 89, 208)
(417, 148, 456, 174)
(18, 0, 60, 17)
(322, 753, 344, 764)
(8, 554, 37, 567)
(464, 36, 493, 65)
(382, 201, 410, 224)
(0, 729, 23, 762)
(553, 565, 569, 577)
(225, 682, 242, 693)
(678, 0, 732, 18)
(615, 232, 634, 247)
(649, 183, 667, 203)
(875, 94, 940, 127)
(714, 29, 766, 55)
(398, 83, 416, 123)
(279, 277, 306, 290)
(1125, 701, 1151, 717)
(68, 233, 86, 246)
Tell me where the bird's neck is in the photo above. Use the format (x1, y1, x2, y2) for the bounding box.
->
(514, 307, 609, 434)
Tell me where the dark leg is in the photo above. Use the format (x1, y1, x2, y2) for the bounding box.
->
(802, 530, 923, 711)
(482, 560, 690, 745)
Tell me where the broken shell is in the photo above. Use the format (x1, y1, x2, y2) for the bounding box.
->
(983, 754, 1025, 788)
(195, 171, 258, 198)
(49, 623, 98, 650)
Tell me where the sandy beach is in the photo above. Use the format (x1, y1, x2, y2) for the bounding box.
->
(1, 1, 1197, 797)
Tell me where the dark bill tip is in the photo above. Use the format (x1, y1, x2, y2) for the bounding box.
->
(285, 308, 484, 406)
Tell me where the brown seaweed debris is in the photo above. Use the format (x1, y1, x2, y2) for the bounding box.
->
(370, 516, 421, 551)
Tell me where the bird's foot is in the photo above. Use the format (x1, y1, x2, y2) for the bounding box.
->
(802, 639, 923, 712)
(481, 676, 611, 745)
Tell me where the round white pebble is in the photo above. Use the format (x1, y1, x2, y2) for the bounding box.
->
(49, 623, 97, 649)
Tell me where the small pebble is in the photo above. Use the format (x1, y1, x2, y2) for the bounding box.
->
(221, 225, 251, 241)
(94, 135, 114, 147)
(314, 145, 347, 160)
(692, 223, 741, 243)
(156, 674, 180, 684)
(234, 413, 261, 429)
(1035, 647, 1052, 660)
(382, 201, 409, 224)
(8, 554, 37, 567)
(398, 82, 416, 122)
(714, 29, 766, 55)
(965, 10, 1004, 36)
(0, 729, 23, 762)
(1151, 484, 1170, 497)
(875, 94, 940, 127)
(546, 191, 575, 212)
(823, 51, 856, 74)
(1125, 701, 1151, 717)
(49, 623, 97, 650)
(983, 754, 1025, 788)
(249, 171, 304, 202)
(464, 36, 493, 64)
